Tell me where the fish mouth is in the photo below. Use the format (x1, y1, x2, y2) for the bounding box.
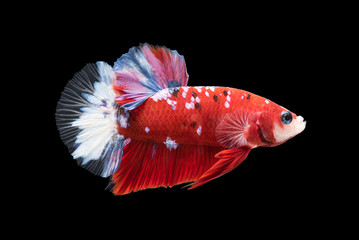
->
(295, 115, 306, 134)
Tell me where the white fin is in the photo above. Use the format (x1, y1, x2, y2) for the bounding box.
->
(56, 62, 125, 177)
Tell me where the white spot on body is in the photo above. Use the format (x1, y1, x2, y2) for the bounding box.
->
(209, 87, 215, 92)
(185, 102, 195, 109)
(265, 99, 270, 104)
(145, 127, 150, 133)
(195, 96, 200, 103)
(191, 96, 195, 102)
(197, 125, 202, 135)
(194, 87, 202, 93)
(163, 137, 178, 151)
(225, 101, 230, 108)
(205, 91, 209, 97)
(226, 95, 231, 102)
(228, 90, 231, 95)
(182, 92, 186, 98)
(150, 89, 171, 102)
(182, 87, 188, 93)
(166, 99, 177, 110)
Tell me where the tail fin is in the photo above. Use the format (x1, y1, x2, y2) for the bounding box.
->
(112, 43, 189, 110)
(56, 44, 188, 182)
(56, 62, 125, 177)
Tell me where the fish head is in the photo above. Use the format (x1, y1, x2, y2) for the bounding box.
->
(256, 103, 306, 146)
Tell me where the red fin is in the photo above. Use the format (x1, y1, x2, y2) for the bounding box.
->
(188, 147, 251, 189)
(110, 140, 223, 195)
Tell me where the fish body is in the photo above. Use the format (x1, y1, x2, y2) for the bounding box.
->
(119, 86, 280, 148)
(56, 44, 306, 195)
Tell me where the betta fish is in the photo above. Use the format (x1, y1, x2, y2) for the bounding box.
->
(56, 43, 306, 195)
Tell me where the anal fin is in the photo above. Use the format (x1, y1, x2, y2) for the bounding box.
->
(188, 147, 251, 189)
(109, 140, 223, 195)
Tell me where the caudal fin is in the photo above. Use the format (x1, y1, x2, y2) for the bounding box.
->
(56, 62, 125, 177)
(56, 44, 188, 179)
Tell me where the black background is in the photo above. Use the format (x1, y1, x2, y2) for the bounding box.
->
(16, 6, 346, 236)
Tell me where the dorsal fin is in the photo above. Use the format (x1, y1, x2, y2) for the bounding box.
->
(112, 43, 189, 110)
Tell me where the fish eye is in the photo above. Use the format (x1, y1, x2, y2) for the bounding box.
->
(281, 111, 292, 124)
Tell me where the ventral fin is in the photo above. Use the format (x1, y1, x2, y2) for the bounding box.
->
(188, 147, 251, 189)
(113, 43, 189, 111)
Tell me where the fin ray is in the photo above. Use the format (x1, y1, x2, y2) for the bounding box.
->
(216, 110, 258, 148)
(112, 43, 189, 111)
(188, 147, 251, 189)
(56, 62, 126, 177)
(109, 140, 223, 195)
